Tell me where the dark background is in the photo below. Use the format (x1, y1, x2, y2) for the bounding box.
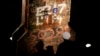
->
(2, 0, 99, 56)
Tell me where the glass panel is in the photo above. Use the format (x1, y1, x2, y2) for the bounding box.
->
(16, 0, 76, 56)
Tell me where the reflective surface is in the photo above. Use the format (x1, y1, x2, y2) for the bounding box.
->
(5, 0, 100, 56)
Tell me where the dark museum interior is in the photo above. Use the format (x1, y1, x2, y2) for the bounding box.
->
(2, 0, 100, 56)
